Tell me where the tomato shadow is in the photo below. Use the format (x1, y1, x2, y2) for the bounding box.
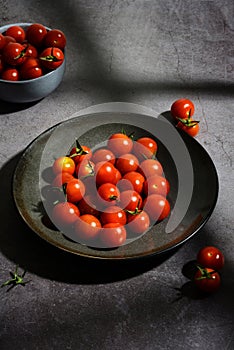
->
(0, 153, 179, 284)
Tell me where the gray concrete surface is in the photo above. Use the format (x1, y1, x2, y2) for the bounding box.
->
(0, 1, 234, 349)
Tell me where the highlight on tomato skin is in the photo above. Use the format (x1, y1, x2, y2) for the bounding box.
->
(170, 98, 195, 120)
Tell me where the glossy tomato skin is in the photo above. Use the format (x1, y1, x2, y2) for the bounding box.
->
(138, 159, 163, 178)
(197, 246, 225, 270)
(52, 172, 74, 187)
(118, 171, 145, 194)
(78, 194, 100, 217)
(74, 214, 102, 243)
(0, 33, 6, 50)
(1, 35, 16, 49)
(115, 153, 139, 175)
(127, 210, 150, 235)
(100, 205, 127, 226)
(119, 190, 143, 212)
(100, 223, 127, 248)
(6, 25, 26, 43)
(51, 202, 80, 227)
(97, 183, 120, 206)
(107, 133, 133, 156)
(143, 194, 170, 222)
(69, 145, 92, 164)
(1, 68, 19, 81)
(52, 156, 75, 175)
(76, 159, 95, 179)
(143, 175, 170, 197)
(133, 137, 158, 161)
(22, 43, 38, 58)
(3, 42, 26, 66)
(92, 148, 115, 165)
(65, 179, 85, 203)
(39, 47, 64, 70)
(194, 267, 221, 293)
(95, 161, 118, 186)
(43, 29, 66, 50)
(26, 23, 47, 47)
(171, 98, 195, 119)
(21, 66, 43, 80)
(20, 58, 42, 80)
(177, 119, 200, 137)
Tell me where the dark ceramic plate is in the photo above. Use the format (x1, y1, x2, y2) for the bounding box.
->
(13, 112, 218, 260)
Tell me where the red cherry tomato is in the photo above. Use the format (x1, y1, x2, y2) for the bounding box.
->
(76, 159, 95, 179)
(118, 171, 145, 194)
(115, 153, 139, 175)
(51, 202, 80, 227)
(143, 194, 170, 222)
(3, 42, 26, 65)
(65, 179, 85, 203)
(39, 47, 64, 70)
(1, 67, 19, 81)
(143, 175, 170, 197)
(97, 183, 120, 206)
(69, 143, 92, 164)
(107, 133, 133, 156)
(26, 23, 47, 47)
(22, 43, 38, 58)
(22, 66, 43, 80)
(0, 55, 4, 74)
(95, 161, 119, 186)
(171, 98, 195, 119)
(138, 159, 163, 178)
(119, 190, 143, 212)
(133, 137, 158, 161)
(127, 210, 150, 235)
(52, 172, 75, 187)
(0, 33, 6, 50)
(74, 214, 101, 243)
(5, 25, 26, 43)
(43, 29, 66, 50)
(100, 223, 127, 248)
(77, 194, 100, 217)
(1, 35, 16, 49)
(194, 267, 221, 293)
(177, 118, 200, 137)
(197, 246, 225, 270)
(91, 148, 115, 165)
(52, 156, 75, 175)
(100, 205, 127, 226)
(20, 58, 42, 80)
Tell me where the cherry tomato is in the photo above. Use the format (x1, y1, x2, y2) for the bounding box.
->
(177, 118, 200, 137)
(197, 246, 225, 270)
(1, 67, 19, 81)
(0, 33, 6, 50)
(171, 98, 195, 119)
(0, 55, 4, 74)
(22, 66, 43, 80)
(194, 267, 221, 293)
(138, 159, 163, 178)
(115, 153, 139, 175)
(107, 133, 133, 156)
(100, 205, 127, 226)
(127, 210, 150, 235)
(118, 171, 145, 194)
(97, 183, 120, 206)
(114, 168, 122, 183)
(119, 190, 143, 212)
(5, 25, 26, 43)
(26, 23, 47, 47)
(143, 194, 170, 222)
(3, 42, 26, 66)
(1, 35, 16, 49)
(143, 175, 170, 197)
(100, 223, 127, 248)
(43, 29, 66, 50)
(65, 178, 85, 203)
(95, 161, 119, 186)
(74, 214, 101, 243)
(52, 172, 75, 187)
(51, 202, 80, 227)
(52, 156, 76, 175)
(92, 148, 115, 165)
(133, 137, 158, 161)
(39, 47, 64, 70)
(20, 58, 42, 79)
(22, 43, 38, 58)
(78, 194, 100, 217)
(76, 160, 95, 179)
(69, 143, 92, 164)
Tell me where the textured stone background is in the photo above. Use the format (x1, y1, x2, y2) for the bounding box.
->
(0, 1, 233, 349)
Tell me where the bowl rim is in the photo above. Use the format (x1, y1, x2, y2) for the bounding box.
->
(0, 22, 65, 84)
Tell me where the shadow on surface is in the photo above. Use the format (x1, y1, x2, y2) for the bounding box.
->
(0, 99, 42, 114)
(0, 153, 178, 284)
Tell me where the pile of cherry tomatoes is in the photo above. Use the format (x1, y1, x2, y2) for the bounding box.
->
(171, 98, 200, 137)
(0, 23, 66, 81)
(49, 131, 171, 248)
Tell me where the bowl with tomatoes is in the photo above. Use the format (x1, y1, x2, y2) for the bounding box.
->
(0, 22, 66, 103)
